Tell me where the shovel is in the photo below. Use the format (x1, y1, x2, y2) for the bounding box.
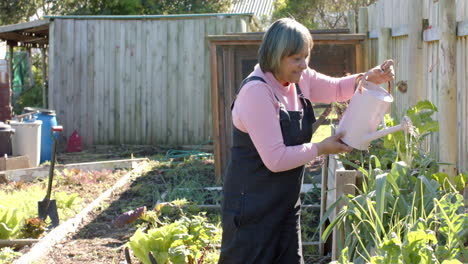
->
(38, 125, 63, 227)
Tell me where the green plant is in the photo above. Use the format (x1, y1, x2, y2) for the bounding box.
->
(0, 247, 22, 264)
(0, 206, 23, 239)
(128, 214, 221, 264)
(0, 184, 81, 239)
(324, 153, 467, 263)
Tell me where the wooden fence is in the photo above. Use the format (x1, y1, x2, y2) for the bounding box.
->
(48, 14, 253, 146)
(359, 0, 467, 174)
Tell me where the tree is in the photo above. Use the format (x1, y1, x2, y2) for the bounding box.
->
(0, 0, 38, 25)
(271, 0, 376, 29)
(0, 0, 234, 26)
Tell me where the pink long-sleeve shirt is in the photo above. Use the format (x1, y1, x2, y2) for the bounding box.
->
(232, 64, 359, 172)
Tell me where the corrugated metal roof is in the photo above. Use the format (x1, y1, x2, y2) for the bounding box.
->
(230, 0, 275, 19)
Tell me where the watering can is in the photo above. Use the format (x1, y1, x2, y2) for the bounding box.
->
(336, 79, 412, 150)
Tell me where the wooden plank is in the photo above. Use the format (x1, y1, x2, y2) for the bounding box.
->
(369, 30, 378, 39)
(463, 37, 468, 171)
(157, 21, 168, 144)
(101, 19, 108, 144)
(143, 20, 152, 144)
(64, 19, 75, 140)
(194, 19, 204, 143)
(167, 20, 179, 145)
(135, 19, 143, 144)
(423, 27, 440, 42)
(358, 7, 369, 70)
(456, 38, 463, 171)
(0, 19, 50, 33)
(392, 24, 409, 37)
(77, 20, 88, 144)
(408, 0, 424, 103)
(378, 28, 391, 62)
(210, 39, 221, 180)
(86, 21, 95, 146)
(48, 21, 55, 110)
(331, 170, 358, 261)
(128, 21, 136, 143)
(96, 20, 105, 144)
(113, 20, 121, 145)
(108, 20, 115, 144)
(118, 20, 126, 144)
(182, 19, 193, 144)
(458, 20, 468, 36)
(438, 0, 458, 177)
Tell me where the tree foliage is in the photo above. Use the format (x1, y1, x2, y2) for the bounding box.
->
(0, 0, 234, 25)
(271, 0, 377, 29)
(0, 0, 38, 25)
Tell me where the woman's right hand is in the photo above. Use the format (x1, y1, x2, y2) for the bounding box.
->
(316, 132, 353, 155)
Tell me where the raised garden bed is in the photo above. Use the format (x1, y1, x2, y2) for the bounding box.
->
(0, 159, 149, 263)
(2, 155, 329, 263)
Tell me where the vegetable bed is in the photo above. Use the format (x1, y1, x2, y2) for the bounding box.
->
(0, 153, 328, 264)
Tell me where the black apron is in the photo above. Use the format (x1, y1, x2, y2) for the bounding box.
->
(219, 76, 316, 264)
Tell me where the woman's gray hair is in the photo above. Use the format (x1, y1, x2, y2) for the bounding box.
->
(258, 18, 313, 74)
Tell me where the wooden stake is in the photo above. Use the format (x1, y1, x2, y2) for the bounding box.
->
(378, 28, 391, 64)
(438, 0, 458, 177)
(358, 7, 369, 71)
(408, 0, 424, 102)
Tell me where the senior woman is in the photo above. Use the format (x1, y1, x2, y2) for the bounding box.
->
(218, 18, 394, 264)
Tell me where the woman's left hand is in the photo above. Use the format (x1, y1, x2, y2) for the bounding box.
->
(365, 59, 395, 85)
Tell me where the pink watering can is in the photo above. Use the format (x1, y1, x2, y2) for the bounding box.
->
(336, 79, 412, 150)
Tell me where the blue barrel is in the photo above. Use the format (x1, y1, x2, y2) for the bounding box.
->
(35, 110, 57, 164)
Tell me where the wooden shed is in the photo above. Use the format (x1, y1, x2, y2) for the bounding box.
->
(0, 14, 255, 146)
(208, 31, 366, 179)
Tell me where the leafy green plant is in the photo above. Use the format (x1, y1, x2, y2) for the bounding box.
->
(0, 247, 22, 264)
(325, 154, 467, 263)
(0, 185, 81, 239)
(128, 214, 221, 264)
(0, 206, 23, 239)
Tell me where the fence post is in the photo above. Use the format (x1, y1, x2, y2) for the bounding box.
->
(378, 28, 391, 64)
(408, 0, 423, 103)
(347, 11, 356, 34)
(438, 0, 458, 177)
(358, 7, 369, 71)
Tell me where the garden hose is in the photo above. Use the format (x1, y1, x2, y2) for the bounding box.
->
(165, 140, 213, 159)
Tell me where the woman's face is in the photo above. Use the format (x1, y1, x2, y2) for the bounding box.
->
(275, 48, 309, 85)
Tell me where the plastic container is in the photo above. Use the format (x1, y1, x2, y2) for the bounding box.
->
(10, 120, 42, 167)
(35, 110, 58, 163)
(0, 122, 15, 157)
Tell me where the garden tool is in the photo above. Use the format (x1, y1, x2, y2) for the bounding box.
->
(336, 79, 413, 150)
(38, 125, 63, 227)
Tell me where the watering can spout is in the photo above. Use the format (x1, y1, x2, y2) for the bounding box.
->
(364, 116, 413, 143)
(365, 124, 403, 142)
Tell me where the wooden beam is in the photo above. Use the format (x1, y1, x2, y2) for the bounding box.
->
(41, 48, 47, 108)
(368, 29, 378, 39)
(210, 43, 222, 181)
(423, 27, 440, 42)
(457, 20, 468, 36)
(358, 7, 369, 71)
(8, 45, 13, 94)
(392, 25, 409, 37)
(347, 10, 356, 34)
(408, 0, 423, 103)
(378, 28, 391, 63)
(0, 19, 49, 34)
(438, 0, 457, 177)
